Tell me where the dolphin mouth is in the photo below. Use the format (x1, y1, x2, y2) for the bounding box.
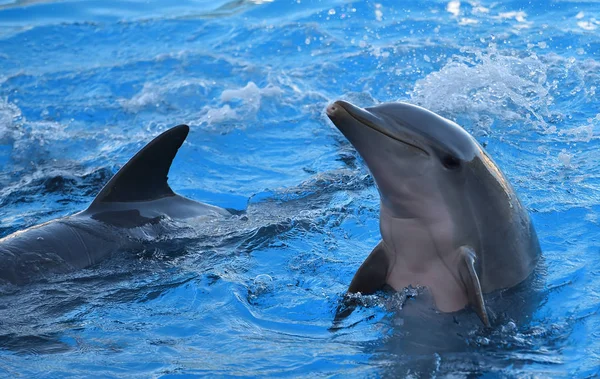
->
(327, 100, 429, 156)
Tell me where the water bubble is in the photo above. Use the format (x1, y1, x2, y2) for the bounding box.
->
(248, 274, 274, 302)
(558, 149, 573, 168)
(476, 336, 491, 345)
(375, 3, 383, 21)
(254, 274, 273, 288)
(507, 321, 517, 330)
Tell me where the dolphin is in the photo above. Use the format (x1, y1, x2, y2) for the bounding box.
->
(0, 125, 229, 285)
(326, 100, 541, 326)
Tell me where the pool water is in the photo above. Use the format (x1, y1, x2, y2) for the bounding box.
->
(1, 0, 599, 377)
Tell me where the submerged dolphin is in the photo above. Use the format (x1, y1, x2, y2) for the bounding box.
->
(326, 100, 541, 326)
(0, 125, 229, 285)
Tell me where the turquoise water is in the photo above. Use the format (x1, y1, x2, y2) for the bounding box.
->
(1, 0, 599, 377)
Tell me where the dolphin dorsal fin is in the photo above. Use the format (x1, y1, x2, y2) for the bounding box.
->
(89, 124, 189, 208)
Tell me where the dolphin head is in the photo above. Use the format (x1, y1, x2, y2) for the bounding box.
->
(326, 100, 540, 319)
(326, 100, 481, 220)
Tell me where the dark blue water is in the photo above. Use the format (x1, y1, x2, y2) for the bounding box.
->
(1, 0, 599, 377)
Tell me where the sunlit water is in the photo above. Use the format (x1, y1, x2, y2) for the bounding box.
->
(0, 0, 599, 377)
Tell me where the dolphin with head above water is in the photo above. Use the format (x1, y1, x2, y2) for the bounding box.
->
(326, 100, 541, 326)
(0, 125, 229, 285)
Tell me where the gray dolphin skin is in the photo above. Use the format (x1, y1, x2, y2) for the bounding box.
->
(326, 100, 541, 326)
(0, 125, 229, 285)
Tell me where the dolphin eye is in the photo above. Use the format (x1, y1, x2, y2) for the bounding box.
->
(442, 155, 461, 170)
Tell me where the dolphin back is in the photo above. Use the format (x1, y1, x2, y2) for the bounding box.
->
(466, 150, 541, 292)
(0, 124, 218, 285)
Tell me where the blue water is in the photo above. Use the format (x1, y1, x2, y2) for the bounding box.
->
(1, 0, 599, 377)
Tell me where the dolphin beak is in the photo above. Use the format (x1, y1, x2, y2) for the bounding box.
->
(327, 100, 429, 156)
(327, 100, 383, 129)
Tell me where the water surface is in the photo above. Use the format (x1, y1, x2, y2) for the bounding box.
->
(1, 0, 599, 377)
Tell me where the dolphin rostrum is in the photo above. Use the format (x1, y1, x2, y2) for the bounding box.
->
(0, 125, 229, 285)
(326, 100, 541, 326)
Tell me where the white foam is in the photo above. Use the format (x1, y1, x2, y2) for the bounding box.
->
(411, 47, 600, 212)
(203, 104, 239, 125)
(559, 124, 595, 143)
(220, 81, 283, 103)
(374, 3, 383, 22)
(557, 149, 573, 168)
(120, 83, 162, 112)
(200, 81, 283, 126)
(472, 5, 489, 14)
(496, 11, 528, 23)
(459, 18, 479, 25)
(410, 46, 550, 131)
(0, 98, 85, 167)
(119, 79, 210, 112)
(0, 98, 21, 143)
(577, 21, 597, 31)
(446, 1, 460, 17)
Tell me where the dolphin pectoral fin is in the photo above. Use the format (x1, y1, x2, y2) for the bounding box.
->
(348, 240, 390, 294)
(458, 246, 490, 327)
(332, 241, 390, 327)
(88, 125, 190, 208)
